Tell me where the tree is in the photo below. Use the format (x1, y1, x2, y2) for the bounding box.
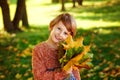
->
(60, 0, 83, 11)
(12, 0, 29, 29)
(72, 0, 83, 8)
(72, 0, 76, 7)
(0, 0, 15, 32)
(0, 0, 29, 33)
(61, 0, 66, 11)
(22, 2, 29, 28)
(52, 0, 59, 3)
(77, 0, 83, 6)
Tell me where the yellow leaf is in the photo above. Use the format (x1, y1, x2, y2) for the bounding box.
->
(24, 72, 29, 77)
(61, 34, 93, 71)
(62, 45, 91, 71)
(65, 34, 73, 44)
(22, 64, 29, 68)
(62, 60, 73, 71)
(20, 48, 32, 58)
(62, 35, 84, 50)
(74, 36, 84, 48)
(62, 44, 70, 50)
(27, 77, 33, 80)
(62, 34, 74, 50)
(0, 75, 5, 79)
(15, 73, 22, 79)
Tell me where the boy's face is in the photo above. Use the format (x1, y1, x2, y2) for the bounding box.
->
(50, 21, 69, 43)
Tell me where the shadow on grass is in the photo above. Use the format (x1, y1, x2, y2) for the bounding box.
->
(68, 1, 120, 22)
(0, 26, 120, 80)
(76, 26, 120, 80)
(85, 0, 106, 1)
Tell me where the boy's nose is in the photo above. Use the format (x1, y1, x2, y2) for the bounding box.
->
(59, 32, 63, 37)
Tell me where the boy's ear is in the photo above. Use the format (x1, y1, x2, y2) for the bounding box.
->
(49, 26, 53, 31)
(49, 27, 51, 31)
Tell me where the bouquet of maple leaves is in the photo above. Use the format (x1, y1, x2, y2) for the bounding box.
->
(58, 34, 93, 71)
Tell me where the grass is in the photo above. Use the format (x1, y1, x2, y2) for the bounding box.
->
(0, 0, 120, 29)
(78, 27, 120, 80)
(0, 0, 120, 80)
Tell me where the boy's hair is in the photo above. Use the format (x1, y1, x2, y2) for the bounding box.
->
(49, 13, 77, 37)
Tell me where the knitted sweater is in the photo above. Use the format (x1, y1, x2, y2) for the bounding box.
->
(32, 42, 80, 80)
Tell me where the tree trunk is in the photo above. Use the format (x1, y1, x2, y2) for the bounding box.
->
(0, 0, 14, 32)
(77, 0, 83, 6)
(61, 0, 66, 11)
(52, 0, 59, 3)
(12, 0, 28, 30)
(72, 0, 76, 8)
(21, 0, 29, 28)
(0, 0, 28, 33)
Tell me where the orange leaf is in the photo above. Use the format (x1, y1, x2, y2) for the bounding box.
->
(74, 36, 84, 48)
(62, 34, 74, 50)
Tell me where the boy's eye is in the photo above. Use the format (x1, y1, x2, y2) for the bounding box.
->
(57, 27, 61, 30)
(64, 32, 68, 35)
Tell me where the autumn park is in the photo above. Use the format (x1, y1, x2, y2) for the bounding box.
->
(0, 0, 120, 80)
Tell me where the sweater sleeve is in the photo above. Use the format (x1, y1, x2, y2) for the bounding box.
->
(32, 46, 68, 80)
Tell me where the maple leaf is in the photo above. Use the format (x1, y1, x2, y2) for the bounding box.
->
(59, 34, 93, 72)
(62, 34, 74, 50)
(74, 36, 84, 49)
(62, 45, 91, 71)
(15, 73, 22, 79)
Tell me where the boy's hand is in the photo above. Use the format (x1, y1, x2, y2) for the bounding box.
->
(66, 66, 72, 74)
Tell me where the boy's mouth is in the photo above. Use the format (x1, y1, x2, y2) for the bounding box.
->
(55, 35, 62, 41)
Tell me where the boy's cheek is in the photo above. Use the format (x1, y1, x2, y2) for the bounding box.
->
(62, 38, 66, 41)
(64, 36, 68, 40)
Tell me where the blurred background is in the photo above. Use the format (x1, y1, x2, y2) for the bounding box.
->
(0, 0, 120, 80)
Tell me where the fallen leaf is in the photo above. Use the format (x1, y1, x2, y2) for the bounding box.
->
(15, 73, 22, 79)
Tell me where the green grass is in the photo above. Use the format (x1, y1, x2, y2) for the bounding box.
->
(78, 27, 120, 80)
(0, 0, 120, 80)
(0, 0, 120, 29)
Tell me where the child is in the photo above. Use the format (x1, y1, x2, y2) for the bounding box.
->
(32, 13, 81, 80)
